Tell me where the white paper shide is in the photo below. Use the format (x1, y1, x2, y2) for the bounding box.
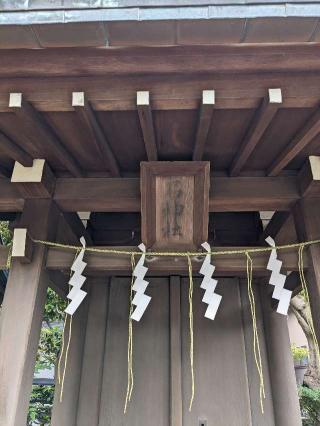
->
(265, 236, 292, 315)
(199, 242, 222, 320)
(65, 237, 88, 316)
(131, 243, 151, 322)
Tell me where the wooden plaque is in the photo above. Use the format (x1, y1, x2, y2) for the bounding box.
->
(141, 161, 210, 249)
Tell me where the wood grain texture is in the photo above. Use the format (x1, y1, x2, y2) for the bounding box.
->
(169, 276, 183, 426)
(73, 96, 120, 177)
(0, 199, 60, 426)
(98, 277, 170, 425)
(76, 279, 109, 426)
(51, 295, 89, 426)
(0, 175, 305, 213)
(230, 90, 281, 176)
(293, 198, 320, 345)
(261, 284, 302, 426)
(2, 45, 320, 77)
(180, 278, 252, 425)
(0, 131, 33, 167)
(239, 279, 275, 426)
(268, 108, 320, 176)
(9, 97, 83, 177)
(192, 91, 215, 161)
(45, 245, 305, 275)
(141, 162, 209, 249)
(137, 92, 158, 161)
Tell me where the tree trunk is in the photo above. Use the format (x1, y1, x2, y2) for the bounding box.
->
(290, 294, 320, 388)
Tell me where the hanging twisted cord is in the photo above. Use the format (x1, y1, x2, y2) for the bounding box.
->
(187, 255, 195, 412)
(29, 237, 320, 258)
(124, 253, 136, 414)
(298, 245, 320, 362)
(245, 252, 265, 414)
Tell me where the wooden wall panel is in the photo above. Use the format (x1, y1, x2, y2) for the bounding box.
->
(77, 279, 110, 426)
(239, 279, 275, 426)
(50, 276, 286, 425)
(98, 277, 170, 426)
(180, 277, 273, 426)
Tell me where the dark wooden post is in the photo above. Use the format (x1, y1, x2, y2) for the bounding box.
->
(294, 156, 320, 344)
(260, 284, 302, 426)
(0, 199, 60, 426)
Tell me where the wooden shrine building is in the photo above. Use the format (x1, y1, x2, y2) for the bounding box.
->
(1, 1, 320, 425)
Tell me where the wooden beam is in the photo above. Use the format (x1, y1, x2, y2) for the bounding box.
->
(2, 73, 320, 113)
(0, 175, 304, 213)
(2, 45, 320, 78)
(137, 91, 158, 161)
(53, 176, 300, 213)
(192, 90, 215, 161)
(230, 88, 282, 176)
(46, 245, 304, 275)
(268, 108, 320, 176)
(72, 92, 120, 177)
(9, 93, 83, 177)
(0, 131, 33, 167)
(11, 159, 56, 198)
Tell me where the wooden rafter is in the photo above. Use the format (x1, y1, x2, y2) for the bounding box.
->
(9, 93, 83, 177)
(137, 91, 158, 161)
(0, 131, 33, 167)
(193, 90, 215, 161)
(268, 108, 320, 176)
(230, 88, 282, 176)
(72, 92, 120, 177)
(259, 211, 290, 244)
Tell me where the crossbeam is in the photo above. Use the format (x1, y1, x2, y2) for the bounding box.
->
(45, 245, 305, 275)
(0, 175, 302, 213)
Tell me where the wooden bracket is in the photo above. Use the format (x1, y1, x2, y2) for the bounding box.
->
(11, 159, 56, 198)
(12, 228, 33, 263)
(298, 155, 320, 197)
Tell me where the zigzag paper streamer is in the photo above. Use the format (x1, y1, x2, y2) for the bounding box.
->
(65, 237, 87, 316)
(265, 236, 292, 315)
(199, 242, 222, 320)
(131, 243, 151, 322)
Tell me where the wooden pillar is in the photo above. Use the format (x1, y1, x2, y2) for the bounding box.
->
(0, 199, 59, 426)
(260, 284, 301, 426)
(294, 156, 320, 343)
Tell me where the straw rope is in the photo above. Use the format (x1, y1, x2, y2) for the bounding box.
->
(246, 252, 265, 413)
(187, 255, 195, 412)
(124, 254, 135, 414)
(24, 237, 320, 258)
